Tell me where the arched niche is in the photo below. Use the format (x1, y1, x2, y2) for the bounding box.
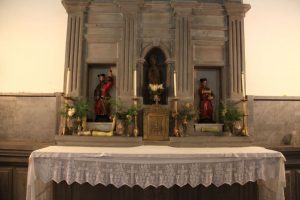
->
(143, 47, 168, 105)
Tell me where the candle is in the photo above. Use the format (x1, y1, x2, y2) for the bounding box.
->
(65, 67, 71, 96)
(241, 72, 246, 98)
(133, 69, 137, 97)
(173, 70, 177, 97)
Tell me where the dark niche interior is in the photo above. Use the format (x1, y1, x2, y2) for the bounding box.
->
(143, 47, 168, 105)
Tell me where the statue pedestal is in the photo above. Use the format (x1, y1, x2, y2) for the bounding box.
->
(143, 105, 169, 141)
(87, 122, 113, 132)
(194, 123, 223, 135)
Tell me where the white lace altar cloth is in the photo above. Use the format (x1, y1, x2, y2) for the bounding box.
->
(26, 146, 286, 200)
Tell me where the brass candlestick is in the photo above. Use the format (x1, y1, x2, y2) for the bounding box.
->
(132, 97, 139, 137)
(173, 97, 180, 137)
(61, 94, 72, 135)
(241, 96, 249, 136)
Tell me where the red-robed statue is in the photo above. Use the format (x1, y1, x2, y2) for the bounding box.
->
(199, 78, 214, 123)
(94, 69, 113, 122)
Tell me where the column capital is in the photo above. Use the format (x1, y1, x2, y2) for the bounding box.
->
(225, 3, 251, 18)
(137, 58, 146, 65)
(166, 59, 175, 64)
(62, 0, 90, 14)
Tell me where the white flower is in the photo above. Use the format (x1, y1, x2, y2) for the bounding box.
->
(158, 84, 164, 90)
(67, 107, 76, 117)
(149, 84, 164, 92)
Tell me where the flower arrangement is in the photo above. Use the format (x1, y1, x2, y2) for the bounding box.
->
(172, 102, 197, 135)
(110, 98, 141, 136)
(60, 97, 90, 133)
(61, 97, 90, 120)
(176, 103, 197, 122)
(219, 101, 243, 133)
(110, 99, 141, 125)
(149, 83, 164, 93)
(149, 83, 164, 101)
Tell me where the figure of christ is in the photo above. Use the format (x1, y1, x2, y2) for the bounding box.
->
(199, 78, 214, 123)
(94, 69, 113, 122)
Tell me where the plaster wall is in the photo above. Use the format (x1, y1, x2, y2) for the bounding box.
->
(1, 0, 300, 96)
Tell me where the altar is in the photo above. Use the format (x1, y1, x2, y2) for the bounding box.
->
(26, 146, 286, 200)
(28, 0, 288, 199)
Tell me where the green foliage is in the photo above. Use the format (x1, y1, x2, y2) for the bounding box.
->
(110, 98, 141, 124)
(219, 101, 243, 124)
(60, 97, 90, 119)
(73, 97, 90, 118)
(175, 102, 198, 122)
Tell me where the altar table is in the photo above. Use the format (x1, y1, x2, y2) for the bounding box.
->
(26, 146, 286, 200)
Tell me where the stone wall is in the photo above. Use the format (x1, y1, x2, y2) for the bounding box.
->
(0, 93, 61, 143)
(248, 96, 300, 146)
(0, 93, 299, 147)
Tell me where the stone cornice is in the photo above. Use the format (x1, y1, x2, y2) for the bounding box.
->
(192, 3, 225, 15)
(0, 92, 63, 97)
(171, 1, 197, 16)
(114, 0, 142, 13)
(62, 0, 91, 13)
(225, 3, 251, 17)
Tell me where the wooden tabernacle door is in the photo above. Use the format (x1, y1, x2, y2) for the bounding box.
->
(143, 106, 169, 140)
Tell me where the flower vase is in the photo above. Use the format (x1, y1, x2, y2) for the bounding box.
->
(116, 120, 126, 136)
(153, 95, 160, 105)
(81, 116, 87, 131)
(77, 117, 82, 132)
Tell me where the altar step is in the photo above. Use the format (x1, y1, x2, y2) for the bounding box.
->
(55, 135, 253, 147)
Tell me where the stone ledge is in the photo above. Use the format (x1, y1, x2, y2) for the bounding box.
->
(55, 135, 254, 147)
(55, 135, 143, 147)
(0, 92, 63, 97)
(169, 136, 253, 147)
(0, 141, 55, 151)
(251, 95, 300, 101)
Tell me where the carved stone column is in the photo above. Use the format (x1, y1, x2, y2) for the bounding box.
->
(225, 3, 250, 100)
(172, 1, 195, 99)
(166, 59, 175, 97)
(118, 3, 139, 99)
(62, 1, 89, 97)
(136, 58, 145, 97)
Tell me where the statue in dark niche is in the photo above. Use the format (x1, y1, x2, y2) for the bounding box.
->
(143, 47, 167, 105)
(94, 69, 113, 122)
(198, 78, 214, 123)
(147, 55, 161, 85)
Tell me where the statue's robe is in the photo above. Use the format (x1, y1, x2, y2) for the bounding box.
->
(199, 86, 214, 123)
(94, 77, 113, 121)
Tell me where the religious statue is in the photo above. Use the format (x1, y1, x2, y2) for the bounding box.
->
(147, 55, 164, 104)
(143, 48, 167, 105)
(199, 78, 214, 123)
(94, 69, 113, 122)
(147, 55, 161, 84)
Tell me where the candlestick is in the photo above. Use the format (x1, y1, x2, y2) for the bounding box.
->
(173, 98, 179, 137)
(241, 72, 246, 98)
(173, 70, 177, 97)
(241, 98, 249, 136)
(133, 69, 137, 97)
(132, 97, 139, 137)
(65, 68, 71, 96)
